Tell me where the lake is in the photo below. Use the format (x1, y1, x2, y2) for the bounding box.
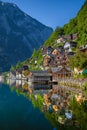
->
(0, 83, 54, 130)
(0, 78, 86, 130)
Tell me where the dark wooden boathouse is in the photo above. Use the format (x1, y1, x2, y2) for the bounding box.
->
(29, 70, 52, 83)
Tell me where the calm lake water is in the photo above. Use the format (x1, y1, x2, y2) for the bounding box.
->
(0, 83, 54, 130)
(0, 78, 86, 130)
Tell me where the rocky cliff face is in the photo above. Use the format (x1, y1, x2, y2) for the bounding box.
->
(0, 1, 53, 72)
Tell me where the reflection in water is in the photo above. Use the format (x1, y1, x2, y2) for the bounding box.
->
(4, 79, 87, 130)
(0, 83, 54, 130)
(0, 75, 4, 83)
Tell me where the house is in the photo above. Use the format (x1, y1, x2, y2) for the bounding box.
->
(64, 42, 70, 51)
(74, 68, 83, 75)
(64, 41, 77, 52)
(47, 46, 53, 55)
(8, 71, 16, 79)
(16, 68, 23, 79)
(64, 34, 73, 41)
(41, 46, 53, 55)
(70, 41, 77, 48)
(72, 33, 78, 40)
(52, 66, 71, 78)
(48, 52, 61, 67)
(67, 52, 75, 58)
(29, 70, 52, 83)
(57, 38, 62, 44)
(56, 36, 65, 44)
(43, 55, 51, 67)
(52, 49, 60, 56)
(60, 53, 69, 66)
(57, 46, 64, 52)
(80, 47, 87, 52)
(41, 46, 48, 55)
(43, 48, 69, 68)
(23, 65, 29, 70)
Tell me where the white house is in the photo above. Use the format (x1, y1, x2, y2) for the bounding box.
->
(64, 42, 72, 52)
(57, 37, 63, 43)
(74, 68, 83, 75)
(16, 73, 22, 79)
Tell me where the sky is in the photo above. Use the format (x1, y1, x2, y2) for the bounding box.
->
(1, 0, 85, 29)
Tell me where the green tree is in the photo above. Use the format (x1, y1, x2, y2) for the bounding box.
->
(70, 51, 87, 70)
(10, 65, 16, 71)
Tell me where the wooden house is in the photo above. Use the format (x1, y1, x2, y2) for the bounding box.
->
(56, 36, 65, 44)
(52, 49, 60, 56)
(61, 53, 69, 66)
(29, 70, 52, 83)
(43, 49, 69, 68)
(72, 33, 78, 40)
(41, 46, 53, 55)
(80, 47, 87, 52)
(41, 46, 48, 54)
(64, 34, 73, 41)
(43, 55, 51, 67)
(67, 52, 75, 58)
(52, 66, 71, 79)
(58, 67, 71, 77)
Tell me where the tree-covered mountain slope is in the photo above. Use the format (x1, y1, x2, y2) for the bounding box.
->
(12, 0, 87, 72)
(45, 0, 87, 47)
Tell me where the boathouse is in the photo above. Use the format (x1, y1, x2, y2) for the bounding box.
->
(29, 70, 52, 83)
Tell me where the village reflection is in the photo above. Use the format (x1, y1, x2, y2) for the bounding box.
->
(6, 78, 52, 96)
(6, 78, 87, 130)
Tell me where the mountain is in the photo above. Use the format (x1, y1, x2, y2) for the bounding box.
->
(0, 1, 53, 72)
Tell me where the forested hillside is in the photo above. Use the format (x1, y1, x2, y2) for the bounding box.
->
(14, 0, 87, 71)
(45, 0, 87, 46)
